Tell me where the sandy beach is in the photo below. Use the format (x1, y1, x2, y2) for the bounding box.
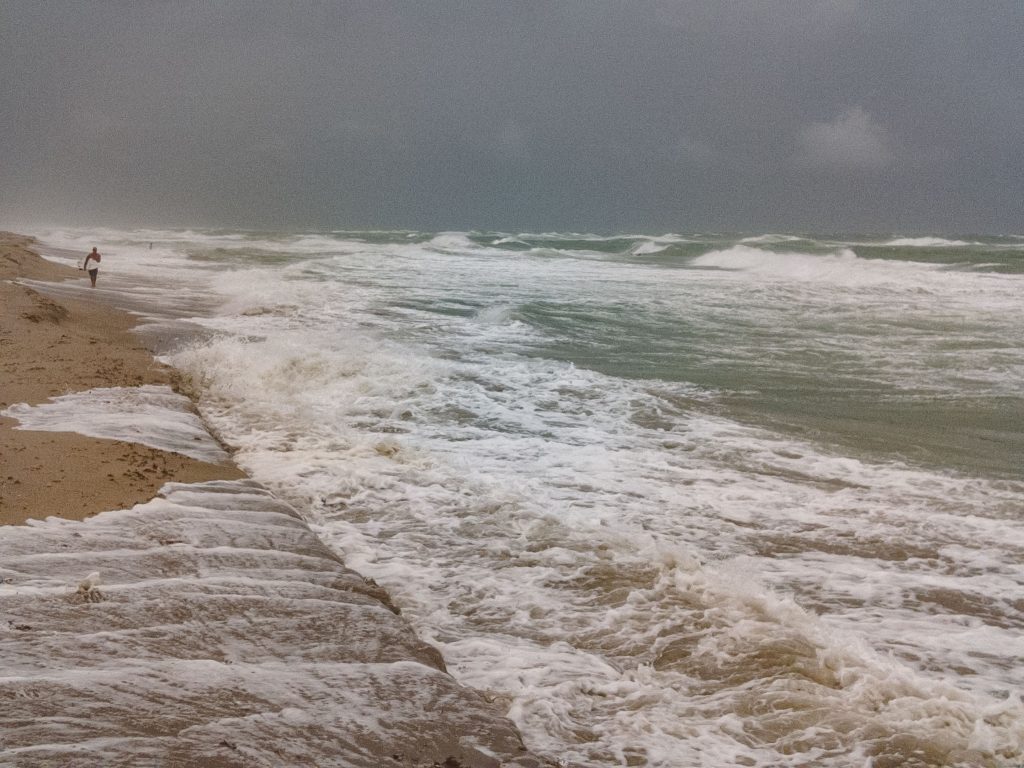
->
(0, 232, 244, 525)
(0, 234, 545, 767)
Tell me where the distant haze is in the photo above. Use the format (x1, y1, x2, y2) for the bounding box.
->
(2, 1, 1021, 233)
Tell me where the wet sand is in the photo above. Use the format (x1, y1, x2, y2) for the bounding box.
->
(0, 232, 245, 525)
(0, 234, 545, 767)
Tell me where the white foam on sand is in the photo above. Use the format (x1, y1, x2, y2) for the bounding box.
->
(2, 385, 230, 463)
(0, 480, 540, 766)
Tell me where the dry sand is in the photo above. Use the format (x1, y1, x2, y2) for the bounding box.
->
(0, 232, 244, 525)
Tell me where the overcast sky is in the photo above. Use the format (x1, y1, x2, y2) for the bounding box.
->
(2, 1, 1021, 233)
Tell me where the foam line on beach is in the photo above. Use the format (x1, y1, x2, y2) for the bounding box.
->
(2, 385, 231, 464)
(0, 234, 545, 766)
(0, 479, 544, 767)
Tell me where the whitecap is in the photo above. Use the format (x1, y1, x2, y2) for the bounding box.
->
(885, 236, 972, 247)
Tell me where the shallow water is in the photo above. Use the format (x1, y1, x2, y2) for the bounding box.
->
(28, 227, 1024, 766)
(0, 477, 537, 767)
(3, 385, 229, 463)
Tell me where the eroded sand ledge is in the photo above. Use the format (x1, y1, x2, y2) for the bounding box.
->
(0, 234, 546, 767)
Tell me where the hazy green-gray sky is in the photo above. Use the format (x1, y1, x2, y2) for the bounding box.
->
(2, 1, 1021, 233)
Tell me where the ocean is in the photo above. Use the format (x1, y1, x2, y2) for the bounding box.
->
(28, 228, 1024, 767)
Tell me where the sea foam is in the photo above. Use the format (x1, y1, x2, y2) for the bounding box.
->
(25, 227, 1024, 767)
(3, 385, 229, 463)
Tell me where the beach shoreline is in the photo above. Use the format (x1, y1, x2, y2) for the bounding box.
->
(0, 232, 546, 766)
(0, 232, 244, 525)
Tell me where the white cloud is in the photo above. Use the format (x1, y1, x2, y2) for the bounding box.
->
(795, 106, 894, 170)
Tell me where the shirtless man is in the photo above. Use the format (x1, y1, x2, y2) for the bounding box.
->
(82, 247, 101, 287)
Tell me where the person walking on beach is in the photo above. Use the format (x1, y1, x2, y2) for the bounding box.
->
(82, 247, 101, 288)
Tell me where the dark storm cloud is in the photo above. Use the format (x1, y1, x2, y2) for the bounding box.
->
(1, 1, 1021, 233)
